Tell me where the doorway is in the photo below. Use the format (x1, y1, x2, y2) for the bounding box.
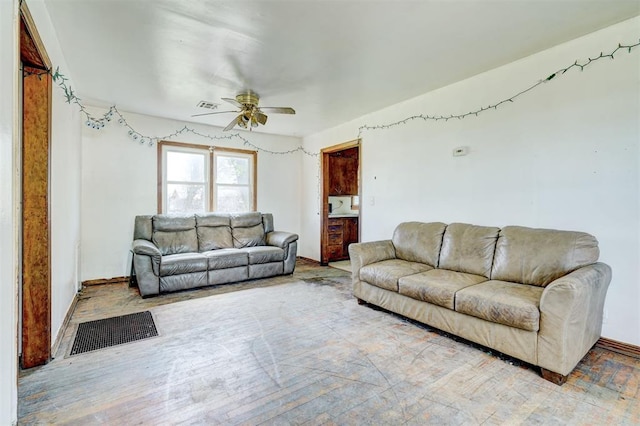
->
(20, 2, 52, 368)
(320, 140, 360, 265)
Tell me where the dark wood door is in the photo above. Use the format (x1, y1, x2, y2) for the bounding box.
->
(321, 142, 360, 265)
(20, 6, 52, 369)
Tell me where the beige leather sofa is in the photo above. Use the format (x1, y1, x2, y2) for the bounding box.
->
(348, 222, 611, 384)
(132, 212, 298, 297)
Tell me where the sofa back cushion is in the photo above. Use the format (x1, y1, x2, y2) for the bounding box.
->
(196, 213, 233, 251)
(392, 222, 447, 267)
(152, 215, 198, 255)
(231, 212, 266, 248)
(134, 215, 153, 241)
(491, 226, 599, 286)
(438, 223, 500, 278)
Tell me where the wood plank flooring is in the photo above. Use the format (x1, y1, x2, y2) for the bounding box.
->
(18, 260, 640, 425)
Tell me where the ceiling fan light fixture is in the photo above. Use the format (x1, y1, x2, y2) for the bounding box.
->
(193, 91, 295, 131)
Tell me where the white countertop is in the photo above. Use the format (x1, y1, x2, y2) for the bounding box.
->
(328, 213, 359, 218)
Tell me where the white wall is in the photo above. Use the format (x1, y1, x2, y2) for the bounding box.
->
(80, 109, 303, 281)
(302, 18, 640, 346)
(0, 0, 19, 422)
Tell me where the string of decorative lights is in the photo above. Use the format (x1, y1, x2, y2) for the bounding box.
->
(50, 38, 639, 151)
(51, 68, 318, 157)
(357, 39, 640, 138)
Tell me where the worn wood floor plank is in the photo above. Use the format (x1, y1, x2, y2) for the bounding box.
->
(18, 260, 640, 425)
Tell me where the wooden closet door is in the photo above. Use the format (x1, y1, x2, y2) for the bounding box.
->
(21, 65, 51, 368)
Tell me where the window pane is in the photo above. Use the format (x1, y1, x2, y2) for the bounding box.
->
(216, 156, 249, 184)
(167, 184, 206, 213)
(215, 185, 250, 212)
(167, 151, 205, 182)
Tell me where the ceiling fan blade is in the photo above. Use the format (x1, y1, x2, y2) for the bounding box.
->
(191, 110, 239, 117)
(222, 97, 243, 108)
(259, 107, 295, 114)
(255, 111, 268, 125)
(223, 114, 242, 131)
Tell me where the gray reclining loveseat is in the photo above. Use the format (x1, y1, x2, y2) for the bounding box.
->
(132, 212, 298, 297)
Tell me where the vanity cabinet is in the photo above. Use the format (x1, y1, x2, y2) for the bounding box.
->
(327, 217, 359, 261)
(328, 148, 359, 195)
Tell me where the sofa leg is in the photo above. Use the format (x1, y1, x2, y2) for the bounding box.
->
(541, 368, 568, 385)
(356, 298, 366, 305)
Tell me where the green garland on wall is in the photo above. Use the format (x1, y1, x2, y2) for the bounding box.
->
(49, 39, 640, 152)
(357, 40, 640, 137)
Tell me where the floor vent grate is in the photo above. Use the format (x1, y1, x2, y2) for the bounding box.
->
(70, 311, 158, 356)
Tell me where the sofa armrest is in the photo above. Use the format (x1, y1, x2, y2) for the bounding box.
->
(538, 262, 612, 375)
(132, 239, 161, 297)
(132, 239, 161, 257)
(349, 240, 396, 269)
(266, 231, 299, 248)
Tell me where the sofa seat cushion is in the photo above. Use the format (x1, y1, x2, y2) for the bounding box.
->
(242, 246, 285, 264)
(455, 280, 544, 331)
(360, 259, 433, 292)
(204, 248, 248, 269)
(398, 269, 488, 310)
(160, 253, 208, 276)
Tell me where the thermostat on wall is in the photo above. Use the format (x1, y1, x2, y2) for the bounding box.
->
(453, 146, 469, 156)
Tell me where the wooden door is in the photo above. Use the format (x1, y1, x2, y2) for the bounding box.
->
(320, 141, 360, 265)
(20, 4, 52, 368)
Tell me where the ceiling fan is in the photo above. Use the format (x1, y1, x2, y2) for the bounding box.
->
(192, 91, 295, 131)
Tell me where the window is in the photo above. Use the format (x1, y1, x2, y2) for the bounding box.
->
(159, 141, 256, 214)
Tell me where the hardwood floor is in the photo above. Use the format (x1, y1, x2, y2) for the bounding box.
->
(18, 260, 640, 425)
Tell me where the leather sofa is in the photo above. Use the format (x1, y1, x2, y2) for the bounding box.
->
(132, 212, 298, 297)
(348, 222, 611, 384)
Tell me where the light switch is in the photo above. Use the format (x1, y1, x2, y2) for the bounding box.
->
(453, 146, 469, 156)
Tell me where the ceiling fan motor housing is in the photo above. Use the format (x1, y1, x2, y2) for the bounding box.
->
(236, 92, 259, 106)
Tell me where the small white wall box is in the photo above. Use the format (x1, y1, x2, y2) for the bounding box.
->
(453, 146, 469, 156)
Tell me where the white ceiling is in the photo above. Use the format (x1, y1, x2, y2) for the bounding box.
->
(43, 0, 640, 137)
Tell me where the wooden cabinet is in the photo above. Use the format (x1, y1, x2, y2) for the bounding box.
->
(327, 217, 359, 261)
(328, 147, 359, 195)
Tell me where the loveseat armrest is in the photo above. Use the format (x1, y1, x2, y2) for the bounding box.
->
(538, 262, 611, 376)
(266, 231, 299, 248)
(132, 239, 161, 257)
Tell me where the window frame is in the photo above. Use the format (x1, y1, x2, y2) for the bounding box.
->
(157, 141, 257, 214)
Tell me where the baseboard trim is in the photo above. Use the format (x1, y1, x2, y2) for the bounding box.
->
(82, 276, 130, 286)
(596, 337, 640, 359)
(51, 293, 79, 359)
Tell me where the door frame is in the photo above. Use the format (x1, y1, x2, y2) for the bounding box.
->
(320, 139, 360, 265)
(20, 1, 52, 369)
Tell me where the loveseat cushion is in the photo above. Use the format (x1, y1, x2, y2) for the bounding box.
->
(455, 280, 544, 331)
(491, 226, 599, 287)
(204, 248, 248, 269)
(242, 246, 285, 264)
(152, 216, 198, 255)
(196, 213, 233, 251)
(438, 223, 500, 278)
(398, 269, 488, 310)
(360, 259, 432, 292)
(160, 253, 208, 276)
(231, 213, 266, 248)
(392, 222, 446, 267)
